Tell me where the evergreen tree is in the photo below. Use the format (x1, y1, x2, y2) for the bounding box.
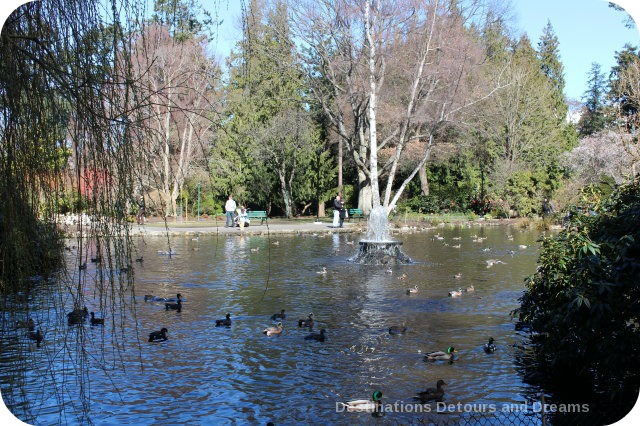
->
(537, 21, 567, 120)
(609, 44, 640, 131)
(578, 62, 609, 136)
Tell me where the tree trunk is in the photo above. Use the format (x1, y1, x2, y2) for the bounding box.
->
(419, 164, 430, 196)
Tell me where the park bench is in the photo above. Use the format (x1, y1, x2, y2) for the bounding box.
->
(247, 210, 268, 225)
(347, 208, 365, 222)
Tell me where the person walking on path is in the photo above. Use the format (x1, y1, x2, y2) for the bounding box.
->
(225, 195, 237, 227)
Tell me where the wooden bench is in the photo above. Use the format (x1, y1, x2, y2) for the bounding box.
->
(347, 208, 365, 222)
(247, 210, 268, 225)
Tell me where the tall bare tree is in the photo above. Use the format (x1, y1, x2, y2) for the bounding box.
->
(293, 0, 506, 214)
(130, 24, 220, 216)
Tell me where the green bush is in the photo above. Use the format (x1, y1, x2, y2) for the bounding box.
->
(514, 177, 640, 419)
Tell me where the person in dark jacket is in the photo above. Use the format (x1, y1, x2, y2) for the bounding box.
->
(333, 194, 346, 228)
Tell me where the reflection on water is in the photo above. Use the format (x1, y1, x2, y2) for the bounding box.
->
(2, 226, 547, 424)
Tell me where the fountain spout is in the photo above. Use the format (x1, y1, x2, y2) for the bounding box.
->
(350, 205, 411, 265)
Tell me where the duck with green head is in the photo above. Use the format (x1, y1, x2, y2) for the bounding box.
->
(340, 390, 383, 412)
(424, 346, 456, 361)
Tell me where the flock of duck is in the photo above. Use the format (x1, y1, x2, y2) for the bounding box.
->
(339, 229, 521, 412)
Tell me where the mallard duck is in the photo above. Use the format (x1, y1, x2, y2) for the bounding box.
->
(406, 285, 419, 295)
(416, 380, 446, 403)
(215, 313, 231, 327)
(304, 328, 326, 342)
(90, 312, 104, 326)
(454, 273, 462, 279)
(148, 328, 168, 342)
(250, 247, 260, 253)
(298, 313, 314, 328)
(16, 318, 35, 331)
(165, 294, 182, 311)
(389, 323, 407, 335)
(484, 337, 496, 353)
(28, 329, 43, 347)
(271, 309, 286, 321)
(316, 267, 327, 275)
(452, 244, 461, 249)
(67, 307, 88, 325)
(397, 273, 408, 280)
(448, 289, 463, 297)
(465, 285, 475, 293)
(424, 347, 456, 361)
(263, 322, 283, 336)
(135, 256, 144, 263)
(338, 391, 383, 412)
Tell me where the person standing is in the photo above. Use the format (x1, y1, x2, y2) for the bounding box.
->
(225, 195, 237, 227)
(333, 194, 345, 228)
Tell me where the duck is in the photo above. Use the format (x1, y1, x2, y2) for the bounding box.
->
(165, 294, 182, 311)
(272, 241, 280, 246)
(263, 322, 283, 336)
(424, 347, 456, 361)
(28, 329, 43, 347)
(67, 306, 88, 325)
(454, 273, 462, 279)
(135, 256, 144, 263)
(215, 313, 232, 327)
(338, 391, 383, 412)
(385, 267, 393, 274)
(90, 312, 104, 326)
(90, 255, 102, 263)
(388, 323, 407, 335)
(486, 259, 506, 268)
(452, 244, 461, 249)
(304, 328, 326, 342)
(271, 309, 286, 321)
(484, 337, 496, 353)
(448, 289, 463, 298)
(518, 245, 528, 249)
(406, 285, 419, 295)
(148, 328, 168, 342)
(397, 273, 408, 280)
(78, 262, 87, 271)
(316, 267, 327, 275)
(250, 247, 260, 253)
(16, 318, 35, 331)
(416, 380, 446, 403)
(298, 313, 314, 328)
(144, 294, 155, 302)
(465, 285, 475, 293)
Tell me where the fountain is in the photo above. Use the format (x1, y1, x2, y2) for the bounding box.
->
(350, 205, 412, 265)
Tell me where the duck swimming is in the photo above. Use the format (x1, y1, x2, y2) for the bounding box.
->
(298, 313, 314, 328)
(388, 323, 407, 335)
(484, 337, 496, 353)
(424, 347, 456, 361)
(304, 328, 326, 342)
(416, 380, 446, 403)
(406, 285, 419, 295)
(67, 307, 88, 325)
(316, 267, 327, 275)
(148, 328, 168, 342)
(215, 313, 231, 327)
(338, 391, 383, 412)
(28, 329, 43, 347)
(165, 294, 182, 311)
(271, 309, 286, 321)
(448, 289, 463, 298)
(90, 312, 104, 326)
(263, 322, 283, 336)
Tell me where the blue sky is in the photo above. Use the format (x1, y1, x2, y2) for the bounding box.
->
(511, 0, 640, 101)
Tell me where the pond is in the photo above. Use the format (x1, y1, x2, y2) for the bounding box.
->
(2, 225, 547, 425)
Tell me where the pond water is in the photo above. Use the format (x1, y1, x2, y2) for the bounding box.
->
(2, 225, 547, 425)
